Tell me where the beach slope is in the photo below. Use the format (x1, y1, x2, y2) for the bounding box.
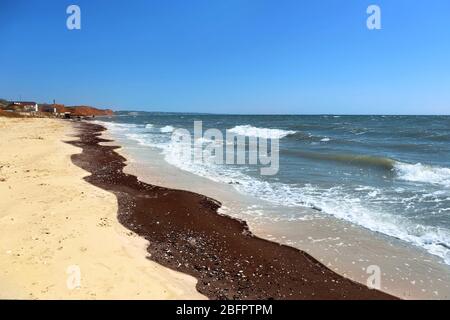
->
(69, 121, 395, 300)
(0, 117, 204, 299)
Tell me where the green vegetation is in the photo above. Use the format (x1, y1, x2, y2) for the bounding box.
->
(0, 99, 10, 109)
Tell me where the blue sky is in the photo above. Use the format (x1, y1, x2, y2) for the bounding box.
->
(1, 0, 449, 114)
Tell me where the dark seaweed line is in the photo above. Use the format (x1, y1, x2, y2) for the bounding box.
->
(67, 121, 396, 300)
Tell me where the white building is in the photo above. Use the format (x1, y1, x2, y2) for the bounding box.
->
(10, 101, 39, 112)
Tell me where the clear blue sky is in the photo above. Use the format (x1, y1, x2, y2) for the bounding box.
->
(1, 0, 449, 114)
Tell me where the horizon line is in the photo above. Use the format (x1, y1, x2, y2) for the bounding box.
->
(110, 110, 450, 117)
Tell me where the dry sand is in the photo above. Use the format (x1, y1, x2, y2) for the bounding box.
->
(0, 117, 205, 299)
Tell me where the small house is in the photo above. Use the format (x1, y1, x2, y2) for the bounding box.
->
(7, 101, 39, 113)
(39, 104, 57, 113)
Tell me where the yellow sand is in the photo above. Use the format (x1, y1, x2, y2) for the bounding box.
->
(0, 117, 205, 299)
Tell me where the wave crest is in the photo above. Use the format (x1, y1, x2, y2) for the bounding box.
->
(160, 125, 175, 133)
(395, 162, 450, 187)
(227, 125, 296, 139)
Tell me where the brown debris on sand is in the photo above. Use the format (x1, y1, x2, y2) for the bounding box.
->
(68, 121, 397, 300)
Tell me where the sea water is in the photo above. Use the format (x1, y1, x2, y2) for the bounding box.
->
(94, 113, 450, 266)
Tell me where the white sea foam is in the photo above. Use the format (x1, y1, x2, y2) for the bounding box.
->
(145, 124, 154, 129)
(158, 135, 450, 264)
(92, 120, 139, 133)
(395, 162, 450, 188)
(125, 133, 152, 147)
(160, 125, 175, 133)
(227, 125, 296, 139)
(100, 119, 450, 265)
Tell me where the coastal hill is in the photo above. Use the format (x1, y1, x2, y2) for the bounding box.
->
(67, 106, 114, 117)
(49, 104, 114, 117)
(0, 99, 113, 117)
(0, 109, 23, 118)
(0, 99, 9, 109)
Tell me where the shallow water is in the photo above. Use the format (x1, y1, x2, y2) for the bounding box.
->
(95, 113, 450, 265)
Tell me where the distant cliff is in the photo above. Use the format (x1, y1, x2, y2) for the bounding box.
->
(44, 104, 114, 117)
(65, 106, 114, 117)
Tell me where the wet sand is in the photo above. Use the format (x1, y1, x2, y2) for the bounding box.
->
(105, 127, 450, 300)
(70, 121, 395, 300)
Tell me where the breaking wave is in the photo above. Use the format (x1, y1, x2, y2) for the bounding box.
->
(227, 125, 296, 139)
(94, 116, 450, 265)
(160, 125, 175, 133)
(395, 162, 450, 187)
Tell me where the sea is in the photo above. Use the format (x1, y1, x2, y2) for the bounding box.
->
(94, 112, 450, 266)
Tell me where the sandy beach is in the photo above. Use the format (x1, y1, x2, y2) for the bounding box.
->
(2, 0, 449, 305)
(0, 117, 204, 299)
(0, 117, 394, 299)
(68, 120, 394, 299)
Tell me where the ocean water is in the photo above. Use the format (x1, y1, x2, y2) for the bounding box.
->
(94, 113, 450, 265)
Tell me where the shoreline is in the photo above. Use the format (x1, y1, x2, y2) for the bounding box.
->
(72, 121, 395, 299)
(0, 117, 204, 299)
(99, 119, 450, 300)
